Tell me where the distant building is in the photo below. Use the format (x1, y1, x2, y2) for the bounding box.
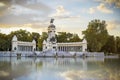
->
(43, 19, 87, 52)
(12, 35, 36, 52)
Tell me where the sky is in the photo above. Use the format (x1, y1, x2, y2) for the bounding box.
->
(0, 0, 120, 38)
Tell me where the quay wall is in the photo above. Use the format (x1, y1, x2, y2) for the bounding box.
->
(0, 51, 104, 57)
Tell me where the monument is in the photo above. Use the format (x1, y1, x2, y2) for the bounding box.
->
(43, 19, 57, 52)
(43, 19, 87, 52)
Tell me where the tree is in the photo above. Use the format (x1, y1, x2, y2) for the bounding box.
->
(116, 36, 120, 54)
(9, 29, 32, 42)
(66, 33, 73, 42)
(0, 33, 8, 51)
(57, 32, 81, 42)
(69, 34, 81, 42)
(38, 32, 48, 51)
(82, 19, 108, 52)
(101, 35, 116, 54)
(57, 32, 67, 42)
(31, 32, 40, 50)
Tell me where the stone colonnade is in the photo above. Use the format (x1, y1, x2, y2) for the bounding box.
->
(18, 46, 33, 51)
(57, 42, 86, 52)
(58, 46, 82, 52)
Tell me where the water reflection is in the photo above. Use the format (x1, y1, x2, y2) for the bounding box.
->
(0, 57, 120, 80)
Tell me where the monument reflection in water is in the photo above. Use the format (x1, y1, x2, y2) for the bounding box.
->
(0, 57, 120, 80)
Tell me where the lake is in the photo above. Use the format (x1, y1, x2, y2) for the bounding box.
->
(0, 57, 120, 80)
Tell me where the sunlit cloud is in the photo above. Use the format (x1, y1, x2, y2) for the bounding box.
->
(8, 4, 42, 16)
(88, 8, 96, 14)
(95, 0, 120, 8)
(106, 20, 120, 36)
(0, 2, 5, 7)
(49, 5, 81, 22)
(0, 22, 48, 34)
(97, 3, 113, 13)
(49, 5, 70, 18)
(88, 3, 113, 14)
(0, 0, 52, 24)
(106, 20, 120, 30)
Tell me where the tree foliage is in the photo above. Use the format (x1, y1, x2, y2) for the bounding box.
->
(101, 36, 116, 53)
(116, 36, 120, 54)
(82, 19, 109, 52)
(38, 32, 48, 50)
(0, 33, 8, 51)
(57, 32, 81, 42)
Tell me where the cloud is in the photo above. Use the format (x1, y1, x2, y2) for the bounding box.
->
(88, 7, 96, 14)
(88, 3, 113, 14)
(0, 0, 51, 11)
(56, 5, 70, 16)
(106, 20, 120, 30)
(29, 22, 48, 29)
(95, 0, 120, 8)
(0, 0, 52, 24)
(49, 5, 70, 18)
(0, 2, 5, 7)
(0, 1, 10, 16)
(0, 22, 48, 29)
(49, 5, 81, 20)
(106, 20, 120, 36)
(0, 22, 48, 34)
(105, 0, 120, 8)
(15, 0, 52, 12)
(8, 4, 43, 16)
(97, 3, 113, 13)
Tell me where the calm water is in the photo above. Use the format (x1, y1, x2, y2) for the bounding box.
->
(0, 57, 120, 80)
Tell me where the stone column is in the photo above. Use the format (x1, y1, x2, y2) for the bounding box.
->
(62, 46, 64, 51)
(25, 46, 26, 51)
(66, 46, 67, 51)
(59, 46, 61, 51)
(27, 46, 28, 51)
(64, 46, 66, 51)
(63, 46, 64, 51)
(24, 46, 26, 51)
(26, 46, 27, 51)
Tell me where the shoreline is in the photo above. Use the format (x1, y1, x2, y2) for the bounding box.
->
(0, 51, 119, 58)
